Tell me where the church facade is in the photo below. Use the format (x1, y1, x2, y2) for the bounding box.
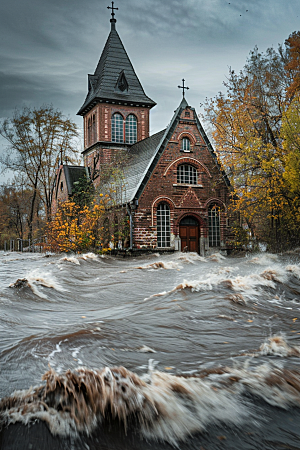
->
(56, 9, 232, 254)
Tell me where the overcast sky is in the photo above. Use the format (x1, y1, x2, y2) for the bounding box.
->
(0, 0, 299, 174)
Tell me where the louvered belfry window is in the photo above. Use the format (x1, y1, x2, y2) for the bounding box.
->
(208, 205, 221, 247)
(177, 164, 197, 184)
(125, 114, 137, 144)
(157, 203, 171, 248)
(111, 113, 124, 143)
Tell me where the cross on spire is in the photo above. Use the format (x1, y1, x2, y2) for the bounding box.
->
(178, 79, 189, 97)
(107, 2, 118, 20)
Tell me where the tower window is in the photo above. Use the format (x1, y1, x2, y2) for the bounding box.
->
(125, 114, 137, 144)
(111, 113, 124, 143)
(177, 164, 197, 184)
(87, 118, 92, 145)
(92, 114, 96, 142)
(208, 205, 221, 247)
(157, 203, 170, 248)
(181, 137, 191, 152)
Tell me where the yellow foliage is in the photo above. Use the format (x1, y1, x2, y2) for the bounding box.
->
(47, 200, 105, 253)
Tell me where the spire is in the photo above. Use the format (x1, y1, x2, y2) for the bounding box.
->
(107, 1, 118, 31)
(77, 11, 156, 115)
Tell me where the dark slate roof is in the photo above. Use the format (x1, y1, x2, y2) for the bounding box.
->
(120, 129, 166, 204)
(116, 96, 230, 205)
(77, 23, 156, 115)
(63, 165, 88, 195)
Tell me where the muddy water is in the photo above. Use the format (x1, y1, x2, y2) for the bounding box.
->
(1, 250, 300, 449)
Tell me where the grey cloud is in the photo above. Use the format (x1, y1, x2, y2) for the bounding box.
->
(0, 0, 299, 131)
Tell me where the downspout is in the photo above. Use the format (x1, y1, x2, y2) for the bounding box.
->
(126, 203, 133, 250)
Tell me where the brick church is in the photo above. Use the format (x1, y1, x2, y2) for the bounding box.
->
(52, 5, 232, 254)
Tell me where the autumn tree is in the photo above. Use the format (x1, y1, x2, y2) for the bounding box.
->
(47, 200, 108, 253)
(0, 178, 35, 244)
(0, 105, 79, 240)
(204, 35, 300, 250)
(285, 31, 300, 99)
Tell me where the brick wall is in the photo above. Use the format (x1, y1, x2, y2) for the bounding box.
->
(83, 103, 150, 150)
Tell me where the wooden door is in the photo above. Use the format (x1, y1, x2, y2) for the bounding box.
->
(179, 224, 199, 253)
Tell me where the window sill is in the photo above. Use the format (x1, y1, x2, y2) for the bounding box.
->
(173, 184, 203, 188)
(180, 150, 193, 153)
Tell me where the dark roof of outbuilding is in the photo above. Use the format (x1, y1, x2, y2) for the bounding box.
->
(63, 165, 88, 195)
(77, 24, 156, 115)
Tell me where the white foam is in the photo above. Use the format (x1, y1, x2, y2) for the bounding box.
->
(137, 345, 156, 353)
(59, 256, 80, 265)
(208, 252, 226, 262)
(25, 269, 67, 299)
(259, 335, 300, 357)
(78, 253, 98, 261)
(176, 252, 207, 264)
(136, 261, 182, 270)
(286, 264, 300, 279)
(249, 253, 279, 265)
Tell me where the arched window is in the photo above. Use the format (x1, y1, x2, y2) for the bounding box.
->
(111, 113, 124, 143)
(87, 118, 92, 145)
(157, 203, 170, 248)
(92, 114, 96, 143)
(125, 114, 137, 144)
(181, 137, 190, 152)
(208, 204, 221, 247)
(177, 164, 197, 184)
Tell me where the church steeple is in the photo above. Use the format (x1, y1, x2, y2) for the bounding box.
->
(77, 8, 156, 116)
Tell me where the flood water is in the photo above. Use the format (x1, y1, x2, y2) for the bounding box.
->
(1, 250, 300, 449)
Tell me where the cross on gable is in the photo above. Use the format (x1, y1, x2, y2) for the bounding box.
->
(107, 1, 118, 20)
(178, 79, 189, 97)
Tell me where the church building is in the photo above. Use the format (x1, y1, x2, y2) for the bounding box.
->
(54, 4, 232, 254)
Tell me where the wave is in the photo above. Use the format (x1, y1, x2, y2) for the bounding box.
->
(144, 262, 300, 301)
(249, 253, 279, 265)
(135, 261, 182, 270)
(59, 252, 100, 266)
(259, 335, 300, 357)
(175, 252, 207, 264)
(9, 269, 67, 299)
(1, 363, 300, 445)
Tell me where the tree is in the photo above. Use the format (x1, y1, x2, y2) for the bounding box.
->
(47, 200, 106, 253)
(0, 105, 79, 240)
(204, 38, 300, 250)
(0, 178, 36, 244)
(71, 175, 95, 209)
(285, 31, 300, 100)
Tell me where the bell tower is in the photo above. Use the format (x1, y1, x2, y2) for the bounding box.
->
(77, 3, 156, 183)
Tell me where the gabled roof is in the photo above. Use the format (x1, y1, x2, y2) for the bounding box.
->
(77, 22, 156, 115)
(118, 96, 230, 205)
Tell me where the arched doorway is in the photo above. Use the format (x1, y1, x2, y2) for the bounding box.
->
(179, 216, 199, 253)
